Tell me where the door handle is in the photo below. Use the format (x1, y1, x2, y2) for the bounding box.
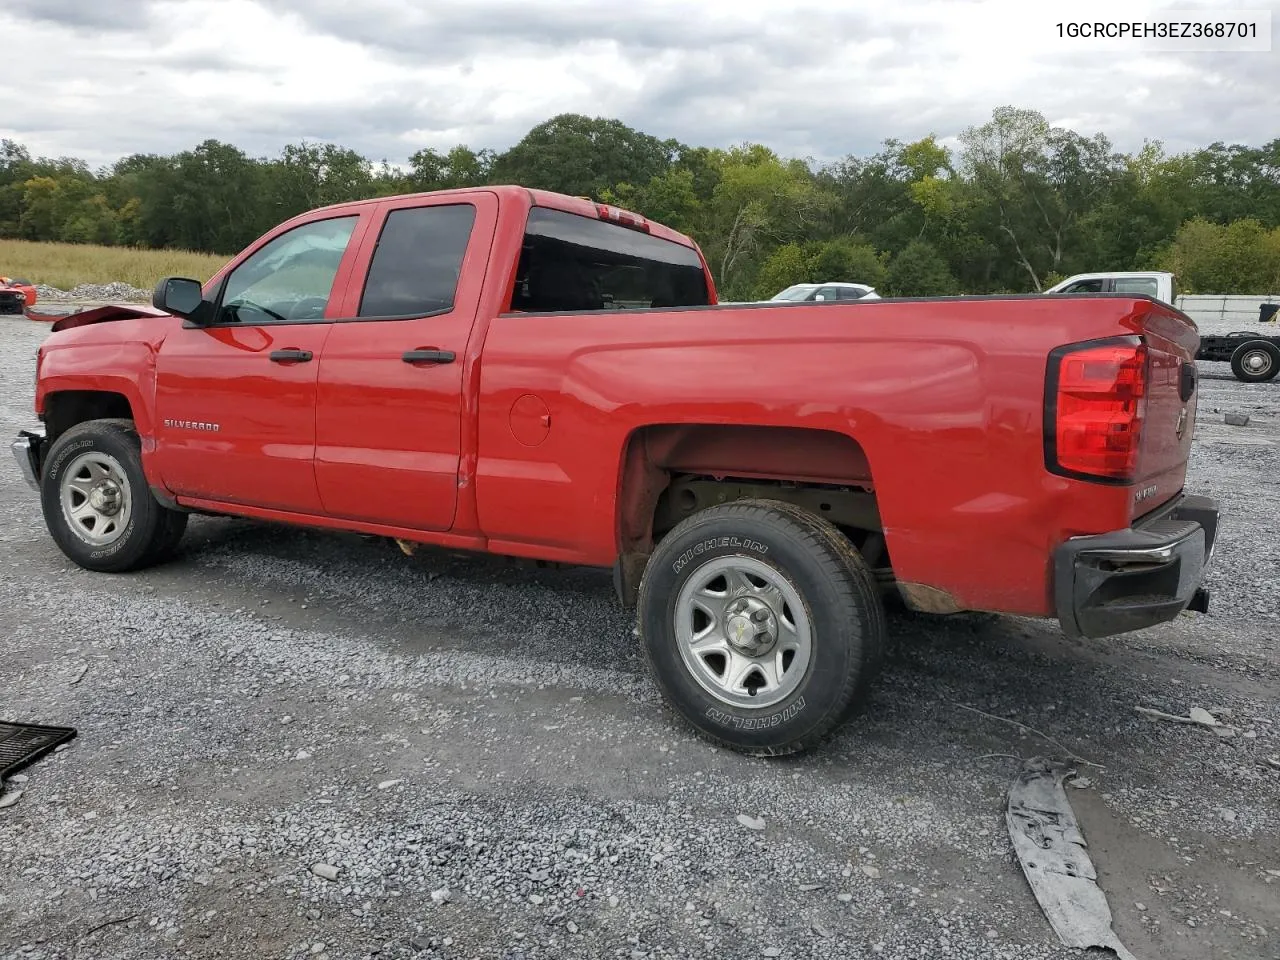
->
(270, 349, 313, 363)
(402, 349, 456, 364)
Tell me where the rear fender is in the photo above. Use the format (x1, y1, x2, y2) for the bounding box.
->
(613, 423, 877, 603)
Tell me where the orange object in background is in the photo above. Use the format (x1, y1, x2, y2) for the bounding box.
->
(0, 276, 38, 315)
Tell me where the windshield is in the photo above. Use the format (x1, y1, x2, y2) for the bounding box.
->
(771, 285, 817, 301)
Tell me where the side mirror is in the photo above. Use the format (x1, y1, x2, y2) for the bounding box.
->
(814, 293, 826, 301)
(153, 277, 209, 322)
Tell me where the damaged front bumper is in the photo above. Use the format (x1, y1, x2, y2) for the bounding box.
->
(1054, 493, 1219, 640)
(11, 427, 45, 493)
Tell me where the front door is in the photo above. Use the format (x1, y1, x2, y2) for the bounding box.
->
(153, 212, 366, 513)
(314, 193, 497, 530)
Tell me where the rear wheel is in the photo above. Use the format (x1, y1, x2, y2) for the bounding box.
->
(39, 418, 188, 572)
(1229, 340, 1280, 382)
(637, 498, 886, 756)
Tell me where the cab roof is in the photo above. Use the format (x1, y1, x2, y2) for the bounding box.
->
(299, 184, 699, 250)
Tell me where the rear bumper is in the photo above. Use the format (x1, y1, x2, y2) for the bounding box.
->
(1054, 493, 1219, 640)
(11, 427, 45, 493)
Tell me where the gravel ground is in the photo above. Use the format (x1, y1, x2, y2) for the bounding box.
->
(33, 282, 150, 304)
(0, 315, 1277, 960)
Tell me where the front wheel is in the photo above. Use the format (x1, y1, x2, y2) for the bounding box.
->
(39, 418, 188, 572)
(1230, 340, 1280, 382)
(636, 498, 886, 756)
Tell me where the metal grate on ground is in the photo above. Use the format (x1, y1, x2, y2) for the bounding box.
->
(0, 722, 77, 780)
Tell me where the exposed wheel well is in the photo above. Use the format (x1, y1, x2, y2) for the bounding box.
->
(44, 390, 136, 448)
(613, 423, 888, 604)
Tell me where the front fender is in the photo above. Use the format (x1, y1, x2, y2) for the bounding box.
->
(36, 336, 165, 489)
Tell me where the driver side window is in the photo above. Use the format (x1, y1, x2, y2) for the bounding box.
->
(1062, 279, 1105, 293)
(216, 215, 358, 325)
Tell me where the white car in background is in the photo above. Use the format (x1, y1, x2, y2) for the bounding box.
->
(769, 282, 881, 302)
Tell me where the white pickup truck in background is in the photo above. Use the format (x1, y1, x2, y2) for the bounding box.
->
(1045, 271, 1280, 383)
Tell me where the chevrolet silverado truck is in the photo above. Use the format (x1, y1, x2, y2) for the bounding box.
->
(11, 186, 1219, 756)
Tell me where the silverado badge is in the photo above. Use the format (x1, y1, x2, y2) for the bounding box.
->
(164, 419, 221, 432)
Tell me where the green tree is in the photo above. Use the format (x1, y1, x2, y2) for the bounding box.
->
(0, 139, 36, 236)
(60, 194, 118, 245)
(808, 238, 886, 288)
(601, 167, 703, 238)
(959, 105, 1121, 290)
(752, 238, 886, 299)
(1075, 141, 1198, 271)
(1162, 217, 1280, 293)
(489, 113, 677, 199)
(705, 145, 833, 297)
(407, 145, 494, 191)
(19, 176, 61, 240)
(0, 108, 1276, 293)
(1190, 140, 1280, 227)
(166, 140, 270, 252)
(886, 240, 959, 296)
(754, 243, 811, 296)
(265, 142, 377, 221)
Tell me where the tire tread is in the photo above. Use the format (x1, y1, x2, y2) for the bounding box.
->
(637, 497, 886, 756)
(40, 418, 186, 572)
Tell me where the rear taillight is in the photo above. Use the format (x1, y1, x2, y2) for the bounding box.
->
(1045, 336, 1148, 483)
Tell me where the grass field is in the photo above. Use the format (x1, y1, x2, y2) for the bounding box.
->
(0, 239, 229, 292)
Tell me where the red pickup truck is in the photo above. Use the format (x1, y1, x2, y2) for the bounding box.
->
(11, 186, 1218, 755)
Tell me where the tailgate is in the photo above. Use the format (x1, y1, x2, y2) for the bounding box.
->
(1131, 301, 1200, 521)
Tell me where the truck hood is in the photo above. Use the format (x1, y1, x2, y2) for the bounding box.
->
(49, 303, 171, 333)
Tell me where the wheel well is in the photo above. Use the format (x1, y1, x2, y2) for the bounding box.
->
(44, 390, 135, 447)
(613, 424, 887, 604)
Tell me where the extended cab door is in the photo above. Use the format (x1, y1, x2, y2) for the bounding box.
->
(152, 211, 369, 512)
(313, 192, 498, 530)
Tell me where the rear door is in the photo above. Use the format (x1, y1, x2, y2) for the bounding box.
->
(153, 211, 368, 512)
(313, 192, 498, 530)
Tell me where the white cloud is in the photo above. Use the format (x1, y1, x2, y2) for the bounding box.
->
(0, 0, 1275, 169)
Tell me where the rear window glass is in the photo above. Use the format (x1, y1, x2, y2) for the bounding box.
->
(509, 207, 709, 312)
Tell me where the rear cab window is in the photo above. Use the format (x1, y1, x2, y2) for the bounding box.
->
(509, 207, 710, 312)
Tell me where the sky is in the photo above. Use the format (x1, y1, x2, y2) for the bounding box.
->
(0, 0, 1276, 170)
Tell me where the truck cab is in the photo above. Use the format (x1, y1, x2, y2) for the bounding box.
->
(1044, 271, 1178, 304)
